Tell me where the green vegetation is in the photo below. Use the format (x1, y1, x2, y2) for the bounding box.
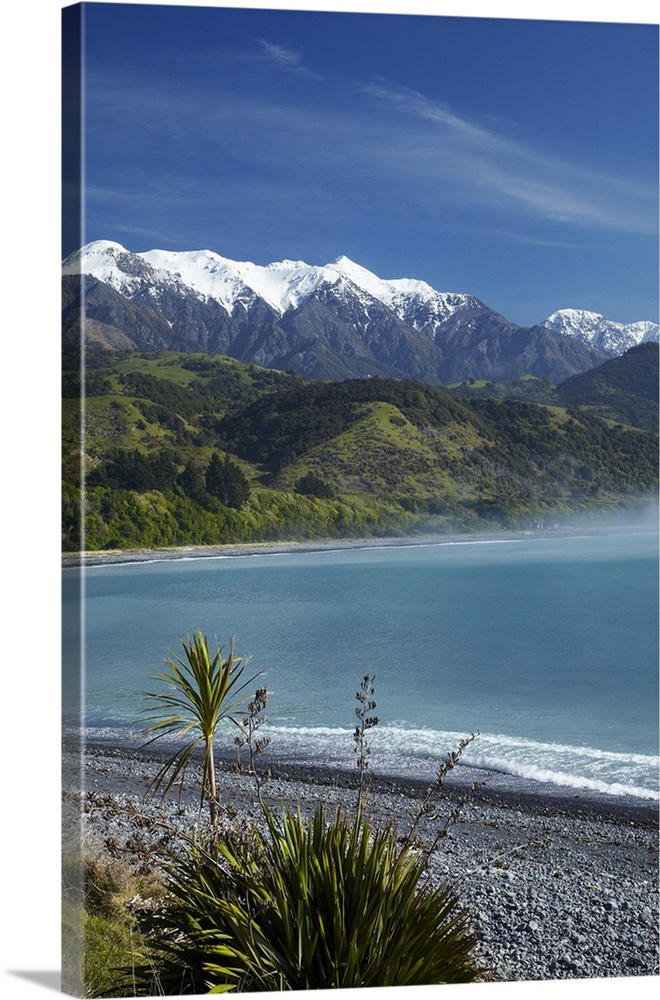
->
(448, 374, 560, 404)
(136, 804, 481, 994)
(62, 846, 166, 998)
(68, 633, 485, 996)
(62, 346, 658, 552)
(98, 639, 481, 995)
(80, 855, 164, 998)
(450, 343, 659, 433)
(205, 451, 250, 508)
(143, 631, 260, 824)
(557, 342, 659, 432)
(294, 471, 334, 498)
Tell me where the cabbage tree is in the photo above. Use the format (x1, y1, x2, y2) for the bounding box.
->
(143, 630, 259, 824)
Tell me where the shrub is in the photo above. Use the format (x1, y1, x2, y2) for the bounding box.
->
(294, 472, 334, 498)
(136, 804, 482, 994)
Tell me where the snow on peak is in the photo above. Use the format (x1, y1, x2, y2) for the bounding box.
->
(543, 308, 659, 355)
(323, 256, 391, 302)
(62, 239, 130, 271)
(62, 240, 487, 330)
(64, 242, 441, 316)
(61, 240, 154, 295)
(326, 255, 421, 301)
(133, 250, 330, 314)
(139, 248, 260, 310)
(321, 256, 474, 329)
(545, 308, 604, 330)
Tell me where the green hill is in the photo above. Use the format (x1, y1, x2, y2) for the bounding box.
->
(62, 349, 658, 552)
(449, 343, 659, 433)
(218, 376, 657, 513)
(556, 342, 659, 432)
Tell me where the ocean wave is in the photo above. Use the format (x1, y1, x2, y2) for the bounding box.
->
(72, 720, 659, 802)
(462, 757, 659, 802)
(264, 723, 659, 801)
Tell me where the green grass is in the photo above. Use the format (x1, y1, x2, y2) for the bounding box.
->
(62, 851, 166, 998)
(113, 353, 205, 386)
(82, 910, 147, 998)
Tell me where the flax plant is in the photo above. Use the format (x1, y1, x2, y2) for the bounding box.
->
(131, 660, 483, 994)
(136, 804, 482, 994)
(404, 730, 481, 855)
(143, 630, 260, 824)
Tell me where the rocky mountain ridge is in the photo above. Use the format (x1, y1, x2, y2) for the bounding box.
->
(542, 308, 658, 355)
(63, 241, 657, 384)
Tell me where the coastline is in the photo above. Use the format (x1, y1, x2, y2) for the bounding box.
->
(62, 525, 659, 983)
(61, 522, 658, 568)
(66, 736, 659, 983)
(75, 735, 659, 825)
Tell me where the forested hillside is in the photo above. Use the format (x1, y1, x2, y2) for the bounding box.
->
(62, 348, 658, 552)
(556, 342, 659, 432)
(449, 343, 659, 433)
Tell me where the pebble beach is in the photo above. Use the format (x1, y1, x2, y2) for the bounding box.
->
(64, 738, 659, 987)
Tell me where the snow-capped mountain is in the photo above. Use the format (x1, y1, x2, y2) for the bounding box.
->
(63, 240, 626, 384)
(542, 309, 659, 357)
(62, 241, 479, 328)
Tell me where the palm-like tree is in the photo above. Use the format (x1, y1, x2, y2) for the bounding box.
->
(143, 630, 260, 824)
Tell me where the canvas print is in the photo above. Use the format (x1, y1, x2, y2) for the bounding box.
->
(61, 1, 659, 996)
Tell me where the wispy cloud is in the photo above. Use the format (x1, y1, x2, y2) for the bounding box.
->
(361, 80, 657, 236)
(259, 40, 302, 68)
(481, 228, 604, 250)
(257, 39, 323, 79)
(84, 52, 657, 252)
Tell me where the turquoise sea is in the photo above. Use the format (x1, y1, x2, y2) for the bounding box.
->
(63, 531, 659, 801)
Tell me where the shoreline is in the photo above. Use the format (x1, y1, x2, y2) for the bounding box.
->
(61, 522, 658, 568)
(73, 736, 659, 826)
(64, 714, 660, 812)
(65, 736, 659, 982)
(62, 526, 659, 981)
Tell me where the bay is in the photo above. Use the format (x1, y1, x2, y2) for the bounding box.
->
(63, 530, 659, 801)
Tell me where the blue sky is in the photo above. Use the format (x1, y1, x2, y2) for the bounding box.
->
(68, 1, 659, 326)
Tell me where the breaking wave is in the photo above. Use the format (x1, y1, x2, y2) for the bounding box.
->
(263, 723, 660, 802)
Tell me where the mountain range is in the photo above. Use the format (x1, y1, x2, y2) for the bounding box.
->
(63, 241, 658, 385)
